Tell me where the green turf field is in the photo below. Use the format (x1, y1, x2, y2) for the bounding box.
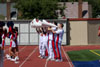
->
(67, 49, 100, 61)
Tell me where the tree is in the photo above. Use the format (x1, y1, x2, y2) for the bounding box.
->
(14, 0, 59, 19)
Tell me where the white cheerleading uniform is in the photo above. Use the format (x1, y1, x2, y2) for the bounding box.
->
(41, 34, 48, 57)
(55, 28, 64, 60)
(48, 32, 54, 59)
(55, 29, 64, 43)
(10, 34, 16, 48)
(39, 33, 43, 56)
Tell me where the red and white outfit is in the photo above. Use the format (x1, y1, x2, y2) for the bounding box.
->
(10, 34, 16, 48)
(48, 32, 54, 59)
(15, 32, 19, 52)
(51, 27, 57, 59)
(41, 34, 48, 57)
(39, 33, 43, 56)
(55, 28, 64, 60)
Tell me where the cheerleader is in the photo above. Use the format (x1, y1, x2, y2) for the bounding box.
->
(7, 29, 16, 61)
(14, 27, 19, 60)
(41, 28, 48, 58)
(6, 21, 16, 61)
(36, 28, 44, 58)
(51, 23, 64, 62)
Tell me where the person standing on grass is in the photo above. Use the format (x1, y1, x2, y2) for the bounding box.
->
(49, 23, 64, 62)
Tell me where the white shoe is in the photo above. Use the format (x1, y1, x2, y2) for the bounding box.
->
(10, 58, 16, 61)
(15, 61, 20, 64)
(15, 56, 19, 60)
(40, 56, 44, 59)
(56, 59, 63, 62)
(50, 58, 55, 61)
(6, 54, 10, 58)
(6, 54, 11, 60)
(7, 57, 11, 60)
(40, 56, 47, 59)
(47, 58, 51, 61)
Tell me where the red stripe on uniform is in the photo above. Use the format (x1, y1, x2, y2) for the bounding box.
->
(9, 26, 12, 32)
(10, 41, 12, 47)
(45, 33, 49, 56)
(56, 34, 60, 59)
(2, 40, 5, 47)
(45, 49, 48, 56)
(52, 33, 57, 59)
(48, 33, 49, 46)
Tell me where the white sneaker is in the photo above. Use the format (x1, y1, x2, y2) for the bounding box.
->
(56, 59, 63, 62)
(10, 58, 16, 62)
(40, 56, 47, 59)
(47, 57, 51, 61)
(6, 54, 11, 60)
(40, 56, 44, 59)
(7, 57, 11, 60)
(50, 58, 55, 61)
(6, 54, 10, 58)
(15, 61, 20, 64)
(15, 56, 19, 60)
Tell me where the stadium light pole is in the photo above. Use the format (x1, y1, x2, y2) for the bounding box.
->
(7, 0, 11, 20)
(78, 0, 82, 18)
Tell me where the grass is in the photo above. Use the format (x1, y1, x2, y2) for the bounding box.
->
(93, 50, 100, 54)
(67, 50, 100, 61)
